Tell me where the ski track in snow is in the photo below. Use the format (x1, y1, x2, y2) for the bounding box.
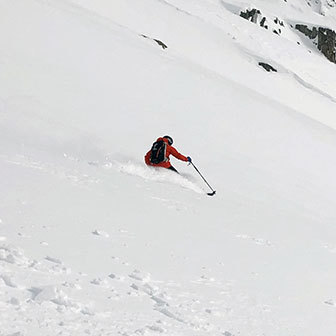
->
(0, 211, 283, 336)
(235, 234, 273, 247)
(0, 243, 244, 336)
(1, 154, 100, 187)
(1, 149, 334, 335)
(1, 152, 204, 198)
(104, 159, 204, 195)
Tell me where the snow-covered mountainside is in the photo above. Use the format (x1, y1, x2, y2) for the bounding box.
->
(1, 0, 336, 335)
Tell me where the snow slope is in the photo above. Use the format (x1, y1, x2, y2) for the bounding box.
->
(1, 0, 336, 335)
(72, 0, 336, 127)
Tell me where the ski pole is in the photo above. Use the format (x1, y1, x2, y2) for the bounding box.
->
(190, 162, 216, 196)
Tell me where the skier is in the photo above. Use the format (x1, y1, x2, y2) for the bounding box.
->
(145, 135, 192, 173)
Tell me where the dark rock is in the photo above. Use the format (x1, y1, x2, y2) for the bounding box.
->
(240, 9, 285, 34)
(260, 17, 267, 28)
(141, 35, 168, 50)
(295, 24, 318, 39)
(295, 24, 336, 63)
(258, 62, 277, 72)
(153, 39, 168, 49)
(273, 17, 284, 26)
(318, 27, 336, 63)
(240, 8, 261, 23)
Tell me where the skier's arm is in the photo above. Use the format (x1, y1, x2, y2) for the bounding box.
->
(169, 146, 188, 162)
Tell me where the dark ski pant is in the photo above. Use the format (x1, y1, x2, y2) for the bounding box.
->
(168, 166, 179, 173)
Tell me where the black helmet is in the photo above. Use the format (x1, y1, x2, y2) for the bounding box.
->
(163, 135, 173, 145)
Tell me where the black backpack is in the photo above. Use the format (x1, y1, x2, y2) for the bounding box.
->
(150, 140, 167, 164)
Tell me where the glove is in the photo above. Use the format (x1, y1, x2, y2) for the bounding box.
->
(187, 156, 192, 163)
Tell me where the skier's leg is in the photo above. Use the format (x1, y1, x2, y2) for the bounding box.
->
(167, 166, 179, 173)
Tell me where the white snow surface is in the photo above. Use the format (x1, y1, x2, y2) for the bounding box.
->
(1, 0, 336, 335)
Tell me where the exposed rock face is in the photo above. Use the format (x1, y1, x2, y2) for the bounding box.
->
(239, 7, 336, 64)
(295, 25, 336, 63)
(240, 9, 261, 24)
(239, 8, 284, 35)
(295, 24, 319, 39)
(318, 28, 336, 63)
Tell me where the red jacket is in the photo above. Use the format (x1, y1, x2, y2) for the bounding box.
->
(145, 137, 188, 168)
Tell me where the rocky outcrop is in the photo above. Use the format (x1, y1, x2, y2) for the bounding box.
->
(318, 28, 336, 62)
(239, 8, 284, 35)
(239, 7, 336, 64)
(295, 24, 319, 39)
(295, 25, 336, 63)
(240, 9, 261, 24)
